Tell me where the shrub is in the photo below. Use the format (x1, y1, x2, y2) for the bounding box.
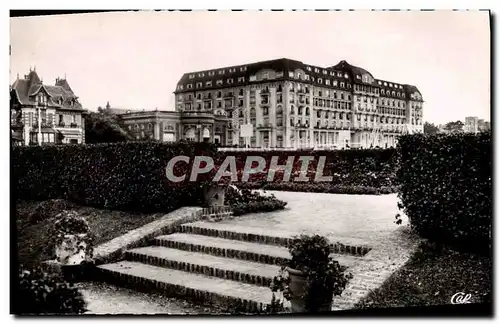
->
(15, 266, 87, 315)
(12, 142, 217, 213)
(397, 132, 492, 254)
(270, 234, 352, 312)
(225, 186, 287, 216)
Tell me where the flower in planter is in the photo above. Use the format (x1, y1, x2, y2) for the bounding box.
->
(270, 234, 353, 313)
(48, 210, 95, 265)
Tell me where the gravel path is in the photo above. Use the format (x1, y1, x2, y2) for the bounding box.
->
(77, 282, 218, 315)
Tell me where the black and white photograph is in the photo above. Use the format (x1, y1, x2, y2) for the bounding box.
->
(9, 8, 492, 317)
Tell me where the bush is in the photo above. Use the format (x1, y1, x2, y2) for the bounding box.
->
(225, 186, 287, 216)
(15, 266, 87, 315)
(12, 142, 217, 213)
(397, 132, 492, 254)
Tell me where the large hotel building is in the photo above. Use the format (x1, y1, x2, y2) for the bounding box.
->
(119, 58, 424, 149)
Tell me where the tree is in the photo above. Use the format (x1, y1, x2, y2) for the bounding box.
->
(423, 122, 440, 135)
(444, 120, 464, 133)
(84, 107, 132, 144)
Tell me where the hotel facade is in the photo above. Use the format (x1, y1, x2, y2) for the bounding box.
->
(117, 58, 424, 149)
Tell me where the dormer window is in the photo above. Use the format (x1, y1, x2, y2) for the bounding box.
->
(238, 77, 245, 82)
(325, 79, 330, 85)
(198, 73, 205, 77)
(263, 72, 269, 79)
(196, 82, 202, 88)
(218, 70, 225, 75)
(318, 78, 323, 84)
(189, 74, 195, 79)
(330, 71, 335, 76)
(209, 71, 215, 76)
(344, 74, 349, 79)
(337, 72, 342, 77)
(187, 84, 193, 89)
(229, 68, 236, 73)
(289, 71, 294, 78)
(306, 66, 312, 71)
(333, 80, 338, 86)
(240, 67, 247, 72)
(314, 68, 319, 73)
(216, 80, 223, 86)
(384, 82, 387, 86)
(206, 81, 212, 87)
(228, 78, 234, 84)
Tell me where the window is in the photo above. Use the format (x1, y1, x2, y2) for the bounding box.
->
(330, 71, 335, 76)
(206, 81, 212, 87)
(240, 67, 247, 72)
(289, 71, 294, 78)
(337, 72, 342, 77)
(323, 70, 327, 75)
(219, 70, 225, 75)
(305, 75, 310, 80)
(187, 84, 193, 89)
(177, 85, 184, 90)
(249, 75, 257, 81)
(384, 82, 387, 86)
(381, 89, 385, 95)
(196, 82, 202, 88)
(238, 77, 245, 82)
(318, 78, 323, 84)
(209, 71, 215, 76)
(340, 82, 345, 88)
(189, 74, 195, 79)
(199, 73, 205, 77)
(228, 78, 234, 84)
(325, 79, 330, 85)
(314, 68, 319, 73)
(216, 80, 223, 86)
(263, 72, 269, 79)
(333, 80, 338, 86)
(307, 66, 312, 71)
(229, 68, 236, 73)
(344, 74, 349, 79)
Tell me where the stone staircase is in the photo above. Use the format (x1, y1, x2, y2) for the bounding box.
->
(95, 221, 371, 313)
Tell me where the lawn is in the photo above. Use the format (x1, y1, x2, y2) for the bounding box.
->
(15, 199, 168, 267)
(355, 241, 492, 309)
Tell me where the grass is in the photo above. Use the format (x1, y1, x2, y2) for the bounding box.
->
(355, 241, 492, 309)
(16, 199, 168, 267)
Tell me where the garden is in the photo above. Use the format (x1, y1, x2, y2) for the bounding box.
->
(12, 132, 492, 314)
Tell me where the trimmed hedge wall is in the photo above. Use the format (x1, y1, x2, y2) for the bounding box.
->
(12, 142, 217, 213)
(213, 148, 399, 188)
(397, 132, 492, 254)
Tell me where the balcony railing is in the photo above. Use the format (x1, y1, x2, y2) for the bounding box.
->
(260, 88, 270, 94)
(257, 123, 273, 129)
(224, 93, 234, 98)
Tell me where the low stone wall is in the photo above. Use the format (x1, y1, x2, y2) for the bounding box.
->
(93, 207, 203, 265)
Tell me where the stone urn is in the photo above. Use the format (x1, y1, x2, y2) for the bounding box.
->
(55, 234, 89, 266)
(287, 267, 334, 313)
(203, 183, 228, 207)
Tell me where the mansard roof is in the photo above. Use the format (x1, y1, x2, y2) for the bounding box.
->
(174, 58, 423, 101)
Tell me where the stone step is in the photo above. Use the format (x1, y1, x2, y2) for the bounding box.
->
(96, 261, 272, 313)
(180, 221, 372, 256)
(153, 233, 362, 268)
(154, 233, 289, 266)
(125, 246, 281, 287)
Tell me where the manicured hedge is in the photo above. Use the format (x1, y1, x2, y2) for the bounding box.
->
(12, 142, 217, 213)
(397, 132, 492, 254)
(234, 182, 398, 195)
(213, 148, 398, 188)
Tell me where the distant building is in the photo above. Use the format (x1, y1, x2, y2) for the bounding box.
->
(10, 68, 86, 145)
(464, 116, 479, 133)
(477, 119, 491, 132)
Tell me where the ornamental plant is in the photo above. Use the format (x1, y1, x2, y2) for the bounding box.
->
(15, 266, 87, 314)
(270, 234, 353, 313)
(47, 210, 95, 263)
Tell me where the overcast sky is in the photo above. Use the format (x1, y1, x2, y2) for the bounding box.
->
(10, 10, 490, 124)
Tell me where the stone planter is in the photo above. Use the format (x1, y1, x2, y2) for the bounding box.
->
(287, 267, 334, 313)
(55, 234, 88, 266)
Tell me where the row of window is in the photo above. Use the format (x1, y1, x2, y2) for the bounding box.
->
(303, 66, 347, 79)
(188, 66, 248, 79)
